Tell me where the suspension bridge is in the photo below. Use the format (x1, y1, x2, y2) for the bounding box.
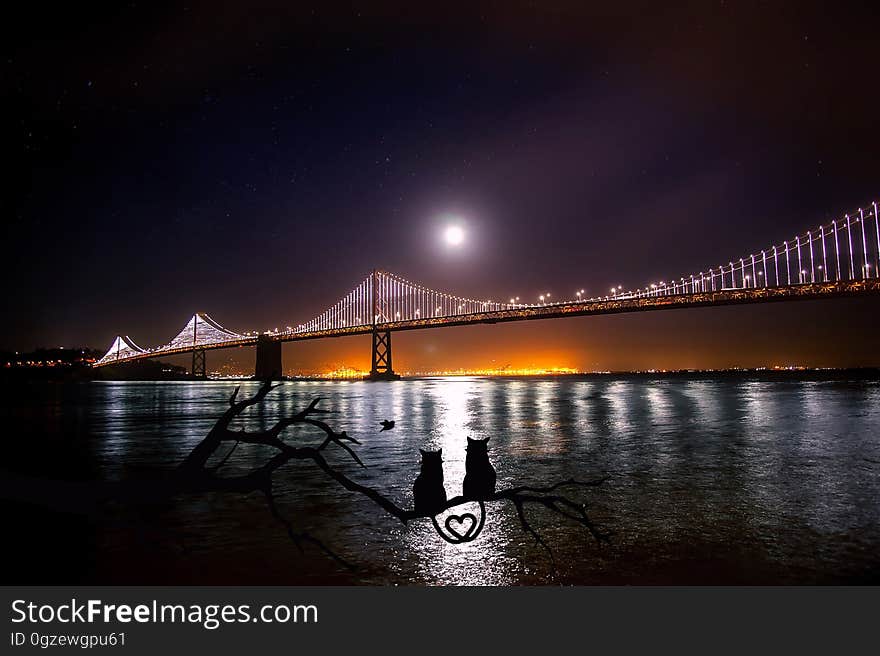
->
(95, 200, 880, 379)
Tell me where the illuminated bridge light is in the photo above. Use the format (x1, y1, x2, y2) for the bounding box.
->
(92, 199, 880, 367)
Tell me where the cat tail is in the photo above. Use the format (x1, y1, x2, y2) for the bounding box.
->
(430, 500, 486, 544)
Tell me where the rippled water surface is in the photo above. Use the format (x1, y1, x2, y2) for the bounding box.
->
(3, 376, 880, 584)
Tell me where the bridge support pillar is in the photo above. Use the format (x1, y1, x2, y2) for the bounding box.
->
(366, 329, 400, 381)
(254, 335, 283, 380)
(192, 348, 207, 379)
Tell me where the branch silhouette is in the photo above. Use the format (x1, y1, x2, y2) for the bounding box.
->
(180, 380, 609, 562)
(0, 380, 609, 569)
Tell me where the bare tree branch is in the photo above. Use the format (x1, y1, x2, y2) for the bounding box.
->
(2, 381, 609, 570)
(174, 382, 610, 562)
(262, 485, 353, 570)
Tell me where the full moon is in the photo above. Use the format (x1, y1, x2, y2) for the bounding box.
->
(444, 225, 465, 246)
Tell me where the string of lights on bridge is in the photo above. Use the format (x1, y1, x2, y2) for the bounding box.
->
(95, 200, 880, 366)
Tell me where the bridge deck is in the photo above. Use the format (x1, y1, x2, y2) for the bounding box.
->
(92, 279, 880, 366)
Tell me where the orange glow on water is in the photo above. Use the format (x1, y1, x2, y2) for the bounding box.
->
(400, 366, 581, 377)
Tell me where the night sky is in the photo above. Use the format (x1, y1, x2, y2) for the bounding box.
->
(5, 2, 879, 372)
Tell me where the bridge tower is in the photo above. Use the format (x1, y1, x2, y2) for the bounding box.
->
(190, 314, 207, 378)
(191, 349, 206, 379)
(254, 334, 283, 380)
(366, 269, 401, 381)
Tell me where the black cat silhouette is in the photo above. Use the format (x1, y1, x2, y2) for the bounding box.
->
(462, 437, 496, 500)
(413, 448, 447, 515)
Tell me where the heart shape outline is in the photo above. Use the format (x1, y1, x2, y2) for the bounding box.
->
(444, 513, 478, 541)
(431, 501, 487, 544)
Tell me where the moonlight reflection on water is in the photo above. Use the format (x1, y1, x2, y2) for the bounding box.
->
(3, 375, 880, 584)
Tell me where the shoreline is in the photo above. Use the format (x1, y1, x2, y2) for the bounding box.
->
(4, 367, 879, 384)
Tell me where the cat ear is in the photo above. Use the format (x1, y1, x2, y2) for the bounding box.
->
(419, 448, 427, 455)
(482, 437, 490, 443)
(437, 448, 442, 455)
(466, 436, 475, 444)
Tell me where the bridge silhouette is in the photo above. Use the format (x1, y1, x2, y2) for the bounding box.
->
(95, 200, 880, 379)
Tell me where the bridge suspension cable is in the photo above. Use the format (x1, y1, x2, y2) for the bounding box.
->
(93, 198, 880, 368)
(162, 312, 245, 350)
(615, 201, 880, 300)
(94, 335, 146, 365)
(95, 312, 247, 366)
(277, 270, 525, 336)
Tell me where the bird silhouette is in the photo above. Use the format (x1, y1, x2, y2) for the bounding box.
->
(379, 419, 395, 432)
